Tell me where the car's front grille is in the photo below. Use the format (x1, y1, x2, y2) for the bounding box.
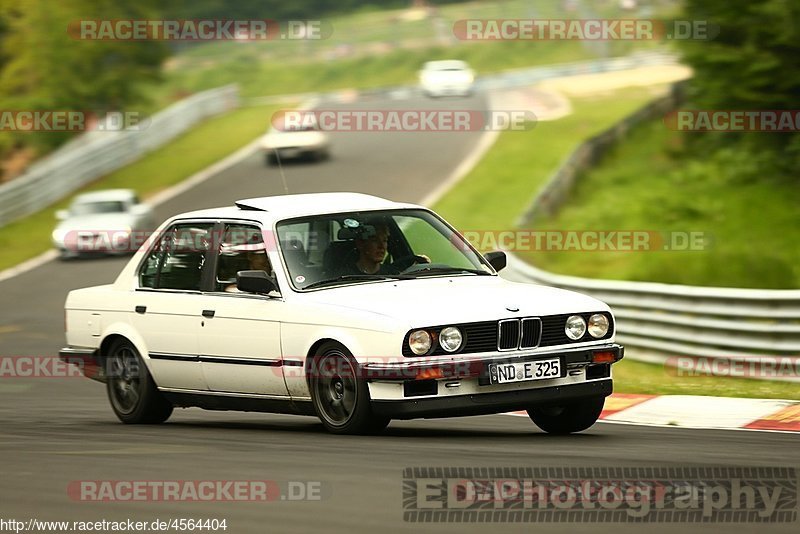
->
(498, 320, 520, 350)
(401, 312, 612, 356)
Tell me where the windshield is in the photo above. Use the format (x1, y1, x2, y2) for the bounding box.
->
(70, 200, 127, 215)
(276, 209, 492, 290)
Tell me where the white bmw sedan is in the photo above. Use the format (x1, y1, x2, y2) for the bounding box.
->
(61, 193, 623, 435)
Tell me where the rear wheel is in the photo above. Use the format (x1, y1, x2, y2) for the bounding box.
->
(309, 342, 389, 435)
(105, 339, 172, 424)
(527, 396, 605, 434)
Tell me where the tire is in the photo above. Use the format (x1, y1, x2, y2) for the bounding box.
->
(309, 342, 389, 435)
(265, 153, 278, 166)
(527, 396, 605, 434)
(105, 339, 173, 424)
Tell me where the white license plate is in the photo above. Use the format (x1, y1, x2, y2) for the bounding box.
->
(280, 148, 301, 158)
(490, 358, 561, 384)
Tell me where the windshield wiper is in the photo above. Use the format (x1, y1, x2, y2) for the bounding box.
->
(405, 267, 493, 277)
(302, 274, 411, 290)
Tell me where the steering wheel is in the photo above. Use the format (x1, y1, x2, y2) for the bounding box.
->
(392, 254, 430, 272)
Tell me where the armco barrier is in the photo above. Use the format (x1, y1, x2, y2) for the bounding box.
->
(503, 255, 800, 381)
(0, 84, 239, 227)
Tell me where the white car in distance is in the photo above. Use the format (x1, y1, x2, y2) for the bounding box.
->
(52, 189, 156, 258)
(261, 114, 330, 165)
(419, 60, 475, 97)
(61, 193, 623, 435)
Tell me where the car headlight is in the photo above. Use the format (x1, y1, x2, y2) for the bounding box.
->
(51, 228, 67, 244)
(588, 313, 610, 338)
(565, 315, 587, 340)
(408, 330, 432, 355)
(438, 326, 463, 353)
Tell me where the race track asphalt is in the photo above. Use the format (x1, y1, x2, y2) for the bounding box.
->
(0, 92, 796, 533)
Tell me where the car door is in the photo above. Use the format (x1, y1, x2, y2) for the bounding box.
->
(196, 222, 287, 396)
(131, 221, 215, 391)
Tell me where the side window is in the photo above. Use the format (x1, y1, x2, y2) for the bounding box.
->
(138, 223, 214, 290)
(215, 224, 270, 292)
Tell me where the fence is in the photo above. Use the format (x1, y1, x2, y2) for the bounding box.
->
(503, 82, 799, 380)
(0, 84, 239, 227)
(503, 257, 800, 381)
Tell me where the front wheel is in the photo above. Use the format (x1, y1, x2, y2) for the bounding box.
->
(309, 342, 389, 435)
(527, 396, 605, 434)
(105, 339, 173, 424)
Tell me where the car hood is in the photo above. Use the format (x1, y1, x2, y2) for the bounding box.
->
(55, 213, 137, 232)
(297, 275, 609, 327)
(262, 131, 327, 149)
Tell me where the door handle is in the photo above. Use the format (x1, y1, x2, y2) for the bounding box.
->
(202, 310, 215, 318)
(135, 306, 146, 314)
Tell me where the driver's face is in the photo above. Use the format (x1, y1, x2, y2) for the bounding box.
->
(357, 228, 388, 263)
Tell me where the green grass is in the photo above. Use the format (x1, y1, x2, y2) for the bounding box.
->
(0, 104, 284, 271)
(613, 358, 800, 400)
(526, 119, 800, 289)
(434, 87, 659, 230)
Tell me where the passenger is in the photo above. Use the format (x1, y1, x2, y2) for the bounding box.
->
(226, 249, 272, 292)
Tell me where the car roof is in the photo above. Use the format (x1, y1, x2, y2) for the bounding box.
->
(172, 193, 419, 223)
(73, 189, 136, 203)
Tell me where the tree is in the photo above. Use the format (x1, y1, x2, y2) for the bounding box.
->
(678, 0, 800, 170)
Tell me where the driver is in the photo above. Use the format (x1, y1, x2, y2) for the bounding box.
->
(347, 221, 429, 275)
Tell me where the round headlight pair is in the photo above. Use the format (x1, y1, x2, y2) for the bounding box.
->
(408, 326, 463, 355)
(565, 314, 610, 340)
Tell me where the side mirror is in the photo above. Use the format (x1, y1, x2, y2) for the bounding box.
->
(236, 270, 278, 295)
(56, 209, 69, 220)
(484, 251, 507, 272)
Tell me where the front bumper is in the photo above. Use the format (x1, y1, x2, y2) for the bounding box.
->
(365, 343, 622, 419)
(373, 378, 612, 419)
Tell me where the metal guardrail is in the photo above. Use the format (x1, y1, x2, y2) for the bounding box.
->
(503, 255, 800, 381)
(0, 84, 239, 227)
